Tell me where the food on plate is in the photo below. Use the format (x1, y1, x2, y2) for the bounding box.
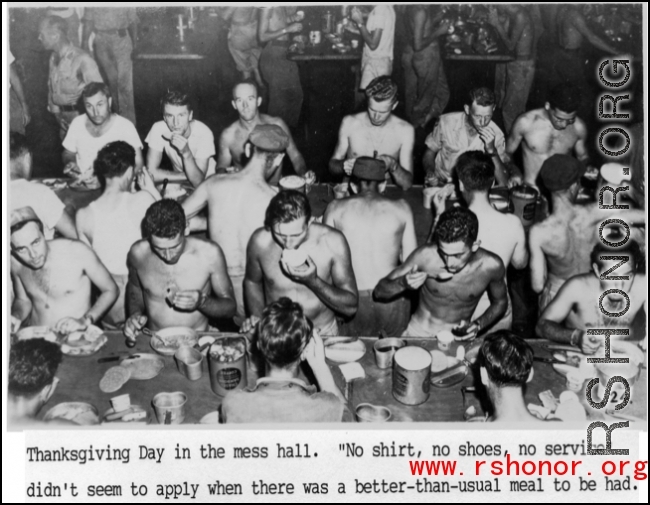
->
(43, 402, 99, 425)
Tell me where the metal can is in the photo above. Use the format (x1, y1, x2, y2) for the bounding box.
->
(208, 337, 248, 396)
(393, 346, 432, 406)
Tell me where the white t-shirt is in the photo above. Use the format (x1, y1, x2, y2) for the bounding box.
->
(363, 5, 395, 60)
(10, 179, 66, 240)
(144, 120, 216, 173)
(62, 114, 143, 172)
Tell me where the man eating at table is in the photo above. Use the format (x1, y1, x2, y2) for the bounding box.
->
(221, 297, 350, 423)
(478, 330, 542, 423)
(10, 207, 118, 333)
(329, 76, 414, 191)
(62, 82, 143, 189)
(216, 79, 311, 186)
(374, 207, 507, 339)
(423, 87, 510, 188)
(145, 89, 216, 188)
(537, 240, 647, 354)
(323, 156, 416, 337)
(183, 124, 286, 326)
(10, 132, 77, 240)
(244, 190, 358, 336)
(123, 200, 236, 342)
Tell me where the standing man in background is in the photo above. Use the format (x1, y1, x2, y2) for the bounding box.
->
(83, 7, 138, 126)
(39, 15, 103, 139)
(9, 50, 31, 134)
(222, 7, 264, 90)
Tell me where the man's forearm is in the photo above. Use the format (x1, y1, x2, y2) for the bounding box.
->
(181, 152, 206, 187)
(89, 288, 119, 323)
(329, 158, 346, 176)
(244, 280, 266, 318)
(492, 155, 510, 186)
(198, 293, 236, 320)
(312, 363, 346, 403)
(306, 277, 357, 318)
(290, 152, 307, 176)
(62, 150, 77, 166)
(390, 165, 413, 190)
(536, 319, 578, 344)
(12, 299, 32, 324)
(374, 276, 407, 301)
(474, 298, 507, 331)
(126, 281, 146, 317)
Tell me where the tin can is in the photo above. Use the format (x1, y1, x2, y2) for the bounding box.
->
(393, 346, 432, 405)
(208, 337, 248, 396)
(510, 185, 539, 228)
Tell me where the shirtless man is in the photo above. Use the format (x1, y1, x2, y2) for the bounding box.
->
(479, 331, 542, 423)
(537, 240, 647, 353)
(10, 207, 118, 334)
(216, 80, 310, 186)
(183, 124, 287, 325)
(530, 154, 646, 311)
(329, 76, 414, 191)
(433, 151, 528, 331)
(507, 84, 592, 188)
(487, 5, 536, 133)
(123, 200, 236, 341)
(375, 207, 507, 339)
(245, 190, 358, 335)
(324, 157, 416, 337)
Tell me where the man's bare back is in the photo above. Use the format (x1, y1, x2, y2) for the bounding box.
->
(473, 205, 527, 269)
(127, 237, 228, 331)
(195, 173, 277, 275)
(508, 108, 586, 186)
(324, 194, 415, 290)
(11, 240, 93, 327)
(246, 224, 351, 329)
(218, 113, 289, 171)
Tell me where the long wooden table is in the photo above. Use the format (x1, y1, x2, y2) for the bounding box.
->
(37, 332, 646, 425)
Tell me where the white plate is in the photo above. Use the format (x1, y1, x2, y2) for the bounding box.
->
(150, 327, 198, 356)
(120, 353, 165, 380)
(324, 338, 366, 363)
(60, 325, 107, 356)
(43, 402, 100, 425)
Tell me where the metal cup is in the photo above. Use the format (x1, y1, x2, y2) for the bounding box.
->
(355, 403, 391, 422)
(436, 330, 454, 352)
(152, 391, 187, 425)
(373, 338, 405, 369)
(174, 345, 204, 381)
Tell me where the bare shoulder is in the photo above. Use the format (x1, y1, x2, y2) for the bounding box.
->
(260, 113, 290, 133)
(219, 120, 239, 142)
(127, 239, 150, 265)
(573, 117, 588, 137)
(249, 227, 273, 250)
(343, 112, 364, 130)
(390, 114, 415, 133)
(316, 223, 347, 251)
(189, 236, 224, 258)
(478, 247, 506, 275)
(392, 198, 414, 218)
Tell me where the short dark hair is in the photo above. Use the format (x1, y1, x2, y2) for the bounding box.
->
(478, 330, 533, 387)
(264, 190, 312, 229)
(41, 15, 68, 37)
(548, 84, 580, 114)
(232, 79, 260, 99)
(161, 89, 193, 113)
(468, 87, 496, 107)
(10, 132, 30, 160)
(365, 76, 398, 104)
(591, 239, 641, 271)
(82, 81, 111, 101)
(94, 141, 135, 180)
(455, 151, 495, 192)
(433, 207, 479, 245)
(258, 297, 312, 369)
(142, 199, 186, 239)
(9, 339, 62, 398)
(11, 217, 44, 236)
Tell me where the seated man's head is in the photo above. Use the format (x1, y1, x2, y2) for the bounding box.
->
(455, 150, 494, 198)
(432, 207, 480, 273)
(479, 330, 534, 394)
(232, 79, 262, 121)
(38, 15, 68, 51)
(245, 124, 289, 177)
(94, 140, 136, 187)
(11, 208, 47, 270)
(545, 84, 580, 130)
(82, 82, 112, 127)
(464, 87, 496, 130)
(265, 190, 312, 250)
(161, 89, 193, 136)
(257, 297, 313, 373)
(10, 132, 32, 180)
(365, 76, 398, 127)
(591, 239, 642, 302)
(142, 199, 189, 264)
(9, 339, 63, 417)
(539, 154, 585, 198)
(350, 156, 387, 193)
